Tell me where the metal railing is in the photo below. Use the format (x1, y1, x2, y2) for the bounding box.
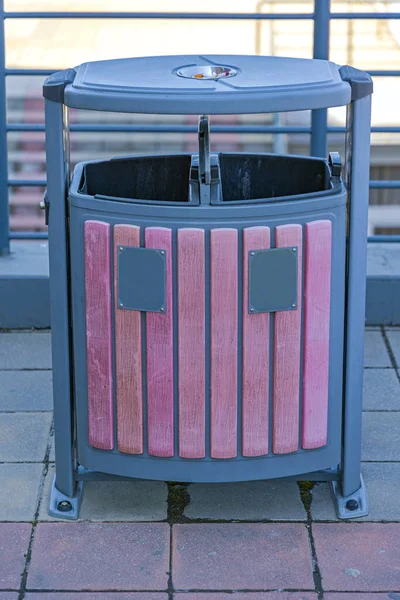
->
(1, 0, 400, 253)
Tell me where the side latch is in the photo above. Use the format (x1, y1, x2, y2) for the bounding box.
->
(40, 190, 50, 225)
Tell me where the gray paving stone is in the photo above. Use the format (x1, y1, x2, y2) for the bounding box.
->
(0, 412, 52, 461)
(363, 368, 400, 411)
(364, 331, 391, 367)
(311, 463, 400, 521)
(0, 463, 42, 521)
(0, 370, 53, 411)
(184, 480, 306, 521)
(0, 332, 51, 370)
(362, 412, 400, 461)
(39, 464, 168, 521)
(387, 330, 400, 367)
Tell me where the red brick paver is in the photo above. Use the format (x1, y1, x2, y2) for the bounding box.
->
(0, 523, 31, 590)
(174, 594, 318, 599)
(314, 523, 400, 591)
(172, 523, 313, 590)
(27, 523, 170, 591)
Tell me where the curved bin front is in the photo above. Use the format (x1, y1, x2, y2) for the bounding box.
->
(68, 153, 347, 483)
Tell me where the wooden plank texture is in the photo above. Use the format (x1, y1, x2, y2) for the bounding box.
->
(114, 224, 143, 454)
(302, 220, 332, 450)
(210, 228, 238, 459)
(272, 224, 302, 454)
(84, 220, 114, 450)
(178, 228, 206, 458)
(242, 226, 270, 457)
(145, 227, 174, 457)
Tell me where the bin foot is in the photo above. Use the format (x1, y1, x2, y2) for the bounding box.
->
(48, 476, 83, 520)
(330, 474, 368, 519)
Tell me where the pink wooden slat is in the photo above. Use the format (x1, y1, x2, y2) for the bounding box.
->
(178, 228, 206, 459)
(210, 228, 238, 459)
(242, 226, 270, 457)
(114, 225, 143, 455)
(272, 224, 303, 454)
(84, 220, 114, 450)
(302, 220, 332, 450)
(145, 227, 174, 457)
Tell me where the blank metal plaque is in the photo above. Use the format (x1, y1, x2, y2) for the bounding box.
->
(118, 246, 166, 313)
(249, 247, 298, 314)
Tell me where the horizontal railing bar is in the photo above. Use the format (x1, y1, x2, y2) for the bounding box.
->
(368, 235, 400, 242)
(369, 180, 400, 189)
(3, 11, 314, 20)
(8, 179, 46, 186)
(6, 123, 312, 134)
(5, 68, 55, 76)
(368, 70, 400, 77)
(9, 231, 48, 239)
(332, 12, 400, 19)
(3, 11, 400, 20)
(6, 123, 400, 134)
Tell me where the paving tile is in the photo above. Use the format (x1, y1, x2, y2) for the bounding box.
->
(172, 523, 313, 590)
(174, 594, 318, 599)
(185, 480, 306, 520)
(311, 463, 400, 522)
(0, 332, 51, 370)
(0, 463, 42, 521)
(0, 412, 52, 461)
(387, 330, 400, 366)
(26, 595, 167, 599)
(325, 595, 400, 599)
(39, 464, 168, 521)
(314, 523, 400, 591)
(362, 412, 400, 461)
(0, 595, 19, 599)
(0, 523, 31, 589)
(364, 331, 391, 367)
(0, 370, 53, 411)
(28, 523, 170, 590)
(363, 369, 400, 411)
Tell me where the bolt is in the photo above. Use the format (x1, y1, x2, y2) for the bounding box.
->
(292, 303, 296, 308)
(119, 246, 124, 252)
(39, 201, 46, 210)
(292, 247, 297, 252)
(346, 499, 359, 511)
(250, 251, 255, 256)
(160, 307, 165, 313)
(57, 500, 72, 513)
(250, 307, 255, 313)
(160, 250, 165, 255)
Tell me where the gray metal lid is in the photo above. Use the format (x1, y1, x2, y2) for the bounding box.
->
(63, 54, 352, 114)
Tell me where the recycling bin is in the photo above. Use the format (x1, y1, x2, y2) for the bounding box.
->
(43, 55, 373, 520)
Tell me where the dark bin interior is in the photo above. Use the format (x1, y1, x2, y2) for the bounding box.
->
(78, 152, 331, 203)
(219, 154, 330, 201)
(80, 155, 192, 202)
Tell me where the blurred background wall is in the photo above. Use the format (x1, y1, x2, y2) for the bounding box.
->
(5, 0, 400, 235)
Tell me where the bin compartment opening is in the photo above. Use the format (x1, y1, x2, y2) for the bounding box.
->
(219, 153, 331, 201)
(80, 155, 192, 202)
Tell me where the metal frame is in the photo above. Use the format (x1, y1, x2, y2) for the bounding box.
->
(1, 0, 400, 252)
(43, 62, 372, 517)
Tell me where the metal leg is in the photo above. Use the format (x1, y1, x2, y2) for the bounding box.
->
(336, 95, 372, 517)
(49, 475, 84, 520)
(45, 99, 79, 513)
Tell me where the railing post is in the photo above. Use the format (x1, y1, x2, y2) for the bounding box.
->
(0, 0, 9, 254)
(311, 0, 331, 157)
